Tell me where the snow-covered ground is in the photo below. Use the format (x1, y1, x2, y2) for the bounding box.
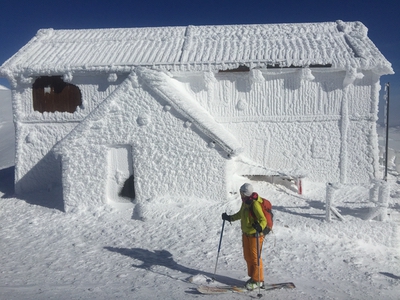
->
(0, 87, 399, 299)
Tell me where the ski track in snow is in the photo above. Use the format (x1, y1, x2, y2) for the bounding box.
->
(0, 175, 399, 300)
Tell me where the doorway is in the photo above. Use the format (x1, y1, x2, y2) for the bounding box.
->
(107, 145, 135, 205)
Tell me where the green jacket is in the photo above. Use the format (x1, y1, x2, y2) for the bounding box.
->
(231, 195, 267, 235)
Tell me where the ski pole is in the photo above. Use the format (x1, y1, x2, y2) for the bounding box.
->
(256, 231, 262, 298)
(212, 219, 225, 280)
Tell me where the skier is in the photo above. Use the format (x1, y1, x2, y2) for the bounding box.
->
(222, 183, 267, 291)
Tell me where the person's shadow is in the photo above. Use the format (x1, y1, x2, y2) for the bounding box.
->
(104, 247, 243, 286)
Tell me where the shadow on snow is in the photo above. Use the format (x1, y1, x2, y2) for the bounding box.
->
(0, 166, 14, 198)
(274, 199, 375, 221)
(104, 246, 244, 287)
(0, 166, 64, 211)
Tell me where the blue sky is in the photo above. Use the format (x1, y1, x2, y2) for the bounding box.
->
(1, 0, 399, 125)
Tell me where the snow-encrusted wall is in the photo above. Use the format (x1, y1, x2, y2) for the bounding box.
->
(15, 123, 72, 193)
(12, 75, 126, 194)
(178, 68, 381, 184)
(11, 64, 382, 212)
(57, 74, 227, 212)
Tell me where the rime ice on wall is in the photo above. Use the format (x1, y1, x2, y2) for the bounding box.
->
(12, 75, 127, 123)
(136, 68, 242, 156)
(15, 123, 75, 194)
(179, 68, 380, 183)
(54, 73, 229, 212)
(11, 66, 383, 210)
(12, 76, 126, 194)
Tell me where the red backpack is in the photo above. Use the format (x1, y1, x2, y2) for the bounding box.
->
(249, 193, 273, 235)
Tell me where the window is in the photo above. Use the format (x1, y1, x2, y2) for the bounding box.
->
(219, 65, 250, 73)
(32, 76, 82, 113)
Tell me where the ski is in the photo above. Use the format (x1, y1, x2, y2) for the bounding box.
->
(264, 282, 296, 290)
(196, 282, 295, 294)
(197, 285, 246, 294)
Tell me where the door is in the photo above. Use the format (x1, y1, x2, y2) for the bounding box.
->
(107, 145, 135, 204)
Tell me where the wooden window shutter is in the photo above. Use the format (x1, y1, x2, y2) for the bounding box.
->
(32, 76, 82, 113)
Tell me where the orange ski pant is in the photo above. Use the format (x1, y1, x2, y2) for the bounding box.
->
(242, 233, 264, 282)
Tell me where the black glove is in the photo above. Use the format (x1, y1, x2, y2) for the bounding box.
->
(222, 212, 231, 222)
(252, 222, 263, 233)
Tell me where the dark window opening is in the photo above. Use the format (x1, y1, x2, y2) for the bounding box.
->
(219, 63, 331, 73)
(33, 76, 82, 113)
(266, 63, 332, 68)
(219, 65, 250, 73)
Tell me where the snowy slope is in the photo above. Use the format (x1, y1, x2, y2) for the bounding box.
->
(0, 99, 399, 299)
(0, 174, 399, 300)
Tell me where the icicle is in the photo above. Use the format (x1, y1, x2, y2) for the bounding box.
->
(343, 67, 364, 88)
(301, 68, 315, 81)
(63, 72, 73, 82)
(129, 73, 139, 88)
(203, 71, 217, 90)
(19, 74, 32, 85)
(249, 69, 264, 85)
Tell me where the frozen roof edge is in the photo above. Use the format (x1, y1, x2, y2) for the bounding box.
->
(0, 20, 394, 80)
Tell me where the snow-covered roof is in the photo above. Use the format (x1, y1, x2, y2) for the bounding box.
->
(0, 20, 393, 78)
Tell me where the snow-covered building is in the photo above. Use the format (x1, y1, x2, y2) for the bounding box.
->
(0, 21, 393, 212)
